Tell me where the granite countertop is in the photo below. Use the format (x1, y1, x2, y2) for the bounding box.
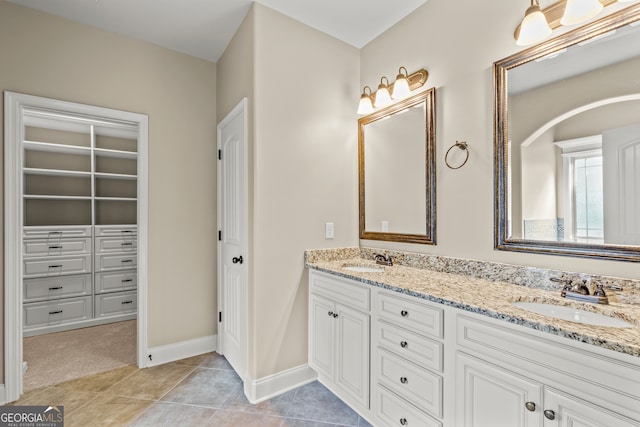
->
(306, 256, 640, 358)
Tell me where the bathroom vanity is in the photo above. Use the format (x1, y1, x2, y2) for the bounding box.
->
(306, 249, 640, 427)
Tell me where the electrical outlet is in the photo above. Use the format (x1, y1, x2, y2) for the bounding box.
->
(381, 221, 389, 232)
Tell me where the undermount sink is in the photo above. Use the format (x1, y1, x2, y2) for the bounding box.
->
(342, 264, 385, 273)
(513, 302, 634, 328)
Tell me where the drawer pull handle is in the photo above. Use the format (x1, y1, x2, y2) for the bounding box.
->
(49, 310, 63, 315)
(400, 341, 408, 348)
(121, 279, 133, 283)
(48, 245, 62, 249)
(525, 402, 536, 412)
(333, 313, 338, 318)
(328, 311, 334, 317)
(48, 286, 63, 290)
(122, 230, 133, 233)
(122, 301, 133, 305)
(400, 418, 407, 426)
(49, 264, 63, 268)
(121, 242, 133, 246)
(400, 376, 408, 384)
(49, 231, 62, 235)
(121, 259, 133, 263)
(400, 310, 408, 317)
(544, 410, 556, 420)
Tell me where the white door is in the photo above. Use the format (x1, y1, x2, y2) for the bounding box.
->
(543, 388, 638, 427)
(217, 98, 248, 379)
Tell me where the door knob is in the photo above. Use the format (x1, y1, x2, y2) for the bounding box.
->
(232, 255, 243, 264)
(544, 409, 556, 420)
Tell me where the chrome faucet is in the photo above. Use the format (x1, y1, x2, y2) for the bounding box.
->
(550, 277, 608, 304)
(374, 253, 393, 266)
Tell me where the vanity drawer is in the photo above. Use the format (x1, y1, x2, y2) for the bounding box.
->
(24, 274, 92, 302)
(377, 290, 443, 338)
(95, 253, 137, 271)
(23, 226, 92, 240)
(95, 271, 137, 294)
(23, 255, 92, 278)
(310, 270, 370, 312)
(95, 291, 137, 317)
(376, 347, 443, 418)
(94, 225, 137, 237)
(375, 385, 442, 427)
(376, 319, 443, 373)
(95, 236, 137, 253)
(23, 237, 92, 257)
(23, 296, 92, 329)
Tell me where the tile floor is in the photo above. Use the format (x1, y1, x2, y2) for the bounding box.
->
(7, 352, 374, 427)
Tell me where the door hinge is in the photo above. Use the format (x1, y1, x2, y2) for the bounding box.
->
(218, 149, 222, 160)
(219, 312, 222, 322)
(218, 230, 222, 241)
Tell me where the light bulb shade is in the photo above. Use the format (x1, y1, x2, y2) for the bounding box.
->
(357, 95, 374, 115)
(516, 4, 552, 46)
(374, 87, 392, 108)
(392, 76, 411, 99)
(560, 0, 603, 26)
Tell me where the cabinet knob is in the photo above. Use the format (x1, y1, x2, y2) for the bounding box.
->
(544, 409, 556, 420)
(525, 402, 536, 412)
(400, 418, 408, 426)
(333, 313, 338, 318)
(328, 311, 334, 317)
(400, 310, 408, 317)
(400, 341, 408, 348)
(232, 255, 244, 264)
(400, 376, 408, 384)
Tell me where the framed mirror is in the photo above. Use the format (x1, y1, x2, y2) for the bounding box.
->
(359, 88, 436, 244)
(495, 3, 640, 261)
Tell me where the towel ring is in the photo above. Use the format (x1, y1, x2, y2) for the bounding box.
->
(445, 141, 469, 169)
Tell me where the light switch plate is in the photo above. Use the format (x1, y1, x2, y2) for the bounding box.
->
(381, 221, 389, 232)
(325, 222, 334, 239)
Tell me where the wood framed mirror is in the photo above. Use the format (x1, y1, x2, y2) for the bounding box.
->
(495, 3, 640, 261)
(359, 88, 436, 244)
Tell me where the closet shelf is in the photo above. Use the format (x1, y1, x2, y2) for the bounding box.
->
(24, 168, 91, 178)
(94, 172, 138, 180)
(94, 148, 137, 160)
(94, 197, 137, 201)
(24, 195, 92, 200)
(24, 140, 91, 155)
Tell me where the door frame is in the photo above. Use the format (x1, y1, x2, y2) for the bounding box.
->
(216, 97, 249, 381)
(3, 91, 149, 403)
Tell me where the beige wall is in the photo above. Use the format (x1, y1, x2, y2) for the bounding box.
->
(360, 0, 640, 280)
(1, 1, 218, 383)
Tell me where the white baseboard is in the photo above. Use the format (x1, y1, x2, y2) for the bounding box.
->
(145, 334, 217, 367)
(0, 384, 6, 405)
(244, 364, 317, 404)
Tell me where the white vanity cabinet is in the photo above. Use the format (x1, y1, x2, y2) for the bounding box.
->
(455, 313, 640, 427)
(309, 270, 371, 413)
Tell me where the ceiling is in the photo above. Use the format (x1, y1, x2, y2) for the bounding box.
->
(7, 0, 428, 62)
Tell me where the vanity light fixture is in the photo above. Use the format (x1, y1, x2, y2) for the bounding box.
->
(374, 77, 392, 108)
(357, 68, 429, 114)
(514, 0, 621, 46)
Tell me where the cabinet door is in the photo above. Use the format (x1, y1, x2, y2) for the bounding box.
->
(335, 304, 370, 409)
(309, 294, 335, 379)
(543, 389, 640, 427)
(456, 353, 543, 427)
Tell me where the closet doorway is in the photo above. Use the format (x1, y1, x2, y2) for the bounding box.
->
(4, 92, 148, 403)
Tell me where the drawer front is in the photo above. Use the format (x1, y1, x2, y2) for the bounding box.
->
(94, 225, 137, 237)
(95, 291, 137, 317)
(377, 290, 443, 338)
(376, 319, 443, 373)
(376, 348, 443, 417)
(24, 255, 92, 278)
(310, 271, 370, 312)
(23, 226, 92, 240)
(95, 271, 137, 294)
(24, 274, 92, 302)
(375, 385, 442, 427)
(23, 237, 92, 257)
(95, 253, 137, 271)
(95, 236, 137, 253)
(23, 296, 92, 328)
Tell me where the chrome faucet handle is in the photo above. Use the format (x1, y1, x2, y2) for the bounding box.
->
(570, 279, 590, 295)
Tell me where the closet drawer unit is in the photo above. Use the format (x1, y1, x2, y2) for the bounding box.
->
(94, 225, 137, 237)
(23, 237, 92, 257)
(95, 271, 137, 294)
(24, 274, 92, 302)
(310, 271, 370, 312)
(377, 290, 443, 338)
(95, 236, 137, 253)
(23, 254, 92, 278)
(376, 347, 443, 418)
(23, 226, 92, 240)
(95, 253, 137, 271)
(95, 291, 137, 317)
(23, 296, 92, 329)
(375, 385, 442, 427)
(376, 319, 443, 373)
